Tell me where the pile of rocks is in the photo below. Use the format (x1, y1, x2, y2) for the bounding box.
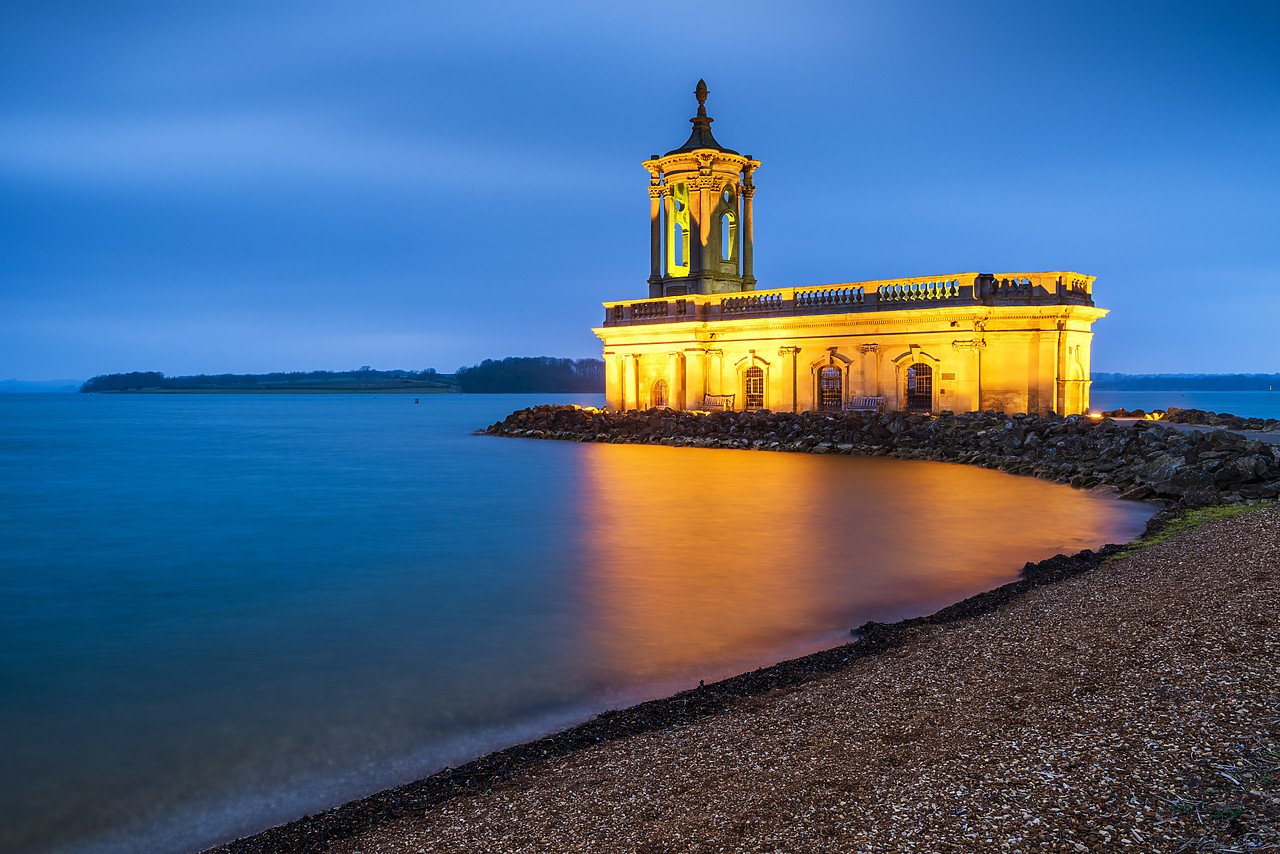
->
(485, 405, 1280, 506)
(1164, 406, 1280, 433)
(1103, 406, 1280, 433)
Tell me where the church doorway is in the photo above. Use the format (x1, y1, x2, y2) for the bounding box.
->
(744, 366, 765, 410)
(819, 366, 842, 411)
(651, 379, 669, 408)
(906, 363, 932, 412)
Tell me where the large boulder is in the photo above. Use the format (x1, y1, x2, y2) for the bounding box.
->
(1132, 452, 1185, 484)
(1213, 454, 1271, 486)
(1181, 485, 1224, 507)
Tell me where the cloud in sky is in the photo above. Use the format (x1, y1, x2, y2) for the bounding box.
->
(0, 112, 598, 193)
(1, 0, 1278, 379)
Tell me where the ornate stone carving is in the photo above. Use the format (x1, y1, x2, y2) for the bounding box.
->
(951, 339, 988, 352)
(858, 344, 879, 354)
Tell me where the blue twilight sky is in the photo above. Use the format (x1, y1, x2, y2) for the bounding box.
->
(2, 0, 1277, 381)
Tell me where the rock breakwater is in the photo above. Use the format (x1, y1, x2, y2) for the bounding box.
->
(1103, 406, 1280, 433)
(485, 406, 1280, 506)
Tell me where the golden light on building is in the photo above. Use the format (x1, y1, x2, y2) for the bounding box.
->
(595, 80, 1106, 417)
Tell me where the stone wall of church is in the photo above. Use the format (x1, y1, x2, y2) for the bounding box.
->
(598, 307, 1101, 416)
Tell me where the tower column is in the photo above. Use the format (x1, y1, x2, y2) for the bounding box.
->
(648, 185, 663, 297)
(741, 184, 756, 289)
(695, 183, 711, 294)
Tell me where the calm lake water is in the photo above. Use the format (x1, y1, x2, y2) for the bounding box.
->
(0, 393, 1155, 854)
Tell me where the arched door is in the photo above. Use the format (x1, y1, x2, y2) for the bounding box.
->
(906, 363, 932, 412)
(819, 366, 842, 411)
(744, 366, 765, 410)
(651, 379, 669, 409)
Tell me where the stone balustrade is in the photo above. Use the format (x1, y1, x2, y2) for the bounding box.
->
(722, 293, 783, 314)
(602, 271, 1094, 327)
(796, 286, 864, 308)
(630, 300, 670, 319)
(877, 279, 960, 303)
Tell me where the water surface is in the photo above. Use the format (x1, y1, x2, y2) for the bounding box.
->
(0, 393, 1154, 854)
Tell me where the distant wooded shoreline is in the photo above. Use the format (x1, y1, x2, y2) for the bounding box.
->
(77, 357, 607, 395)
(1092, 373, 1280, 391)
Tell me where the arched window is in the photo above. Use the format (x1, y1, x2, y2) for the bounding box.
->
(744, 366, 765, 410)
(721, 211, 737, 261)
(819, 366, 842, 411)
(651, 379, 669, 409)
(906, 363, 933, 412)
(667, 182, 690, 276)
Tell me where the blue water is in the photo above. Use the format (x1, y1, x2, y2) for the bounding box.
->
(0, 393, 1155, 854)
(1091, 390, 1280, 420)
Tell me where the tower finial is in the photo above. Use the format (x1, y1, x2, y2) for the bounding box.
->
(662, 79, 736, 156)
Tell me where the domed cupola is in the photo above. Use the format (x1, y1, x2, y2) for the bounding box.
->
(643, 81, 760, 298)
(663, 79, 740, 157)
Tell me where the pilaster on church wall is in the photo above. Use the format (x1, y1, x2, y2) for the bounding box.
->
(948, 346, 980, 415)
(602, 353, 621, 411)
(684, 349, 707, 407)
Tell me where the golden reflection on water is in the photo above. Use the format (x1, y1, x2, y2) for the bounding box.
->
(574, 444, 1152, 685)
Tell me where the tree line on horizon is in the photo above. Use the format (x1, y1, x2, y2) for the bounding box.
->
(79, 358, 606, 394)
(78, 368, 449, 393)
(1091, 373, 1280, 391)
(452, 357, 604, 393)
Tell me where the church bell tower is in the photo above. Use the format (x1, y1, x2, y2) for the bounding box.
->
(644, 80, 760, 298)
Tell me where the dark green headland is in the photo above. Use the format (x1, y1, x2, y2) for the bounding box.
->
(79, 358, 605, 394)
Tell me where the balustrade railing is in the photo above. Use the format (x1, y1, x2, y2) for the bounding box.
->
(1065, 277, 1091, 297)
(601, 271, 1093, 326)
(796, 286, 864, 308)
(877, 279, 960, 302)
(630, 300, 669, 318)
(987, 277, 1032, 299)
(721, 293, 783, 313)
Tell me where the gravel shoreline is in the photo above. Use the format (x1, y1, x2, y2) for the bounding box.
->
(203, 412, 1279, 854)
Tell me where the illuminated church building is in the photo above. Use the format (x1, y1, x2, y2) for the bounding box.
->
(593, 81, 1105, 416)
